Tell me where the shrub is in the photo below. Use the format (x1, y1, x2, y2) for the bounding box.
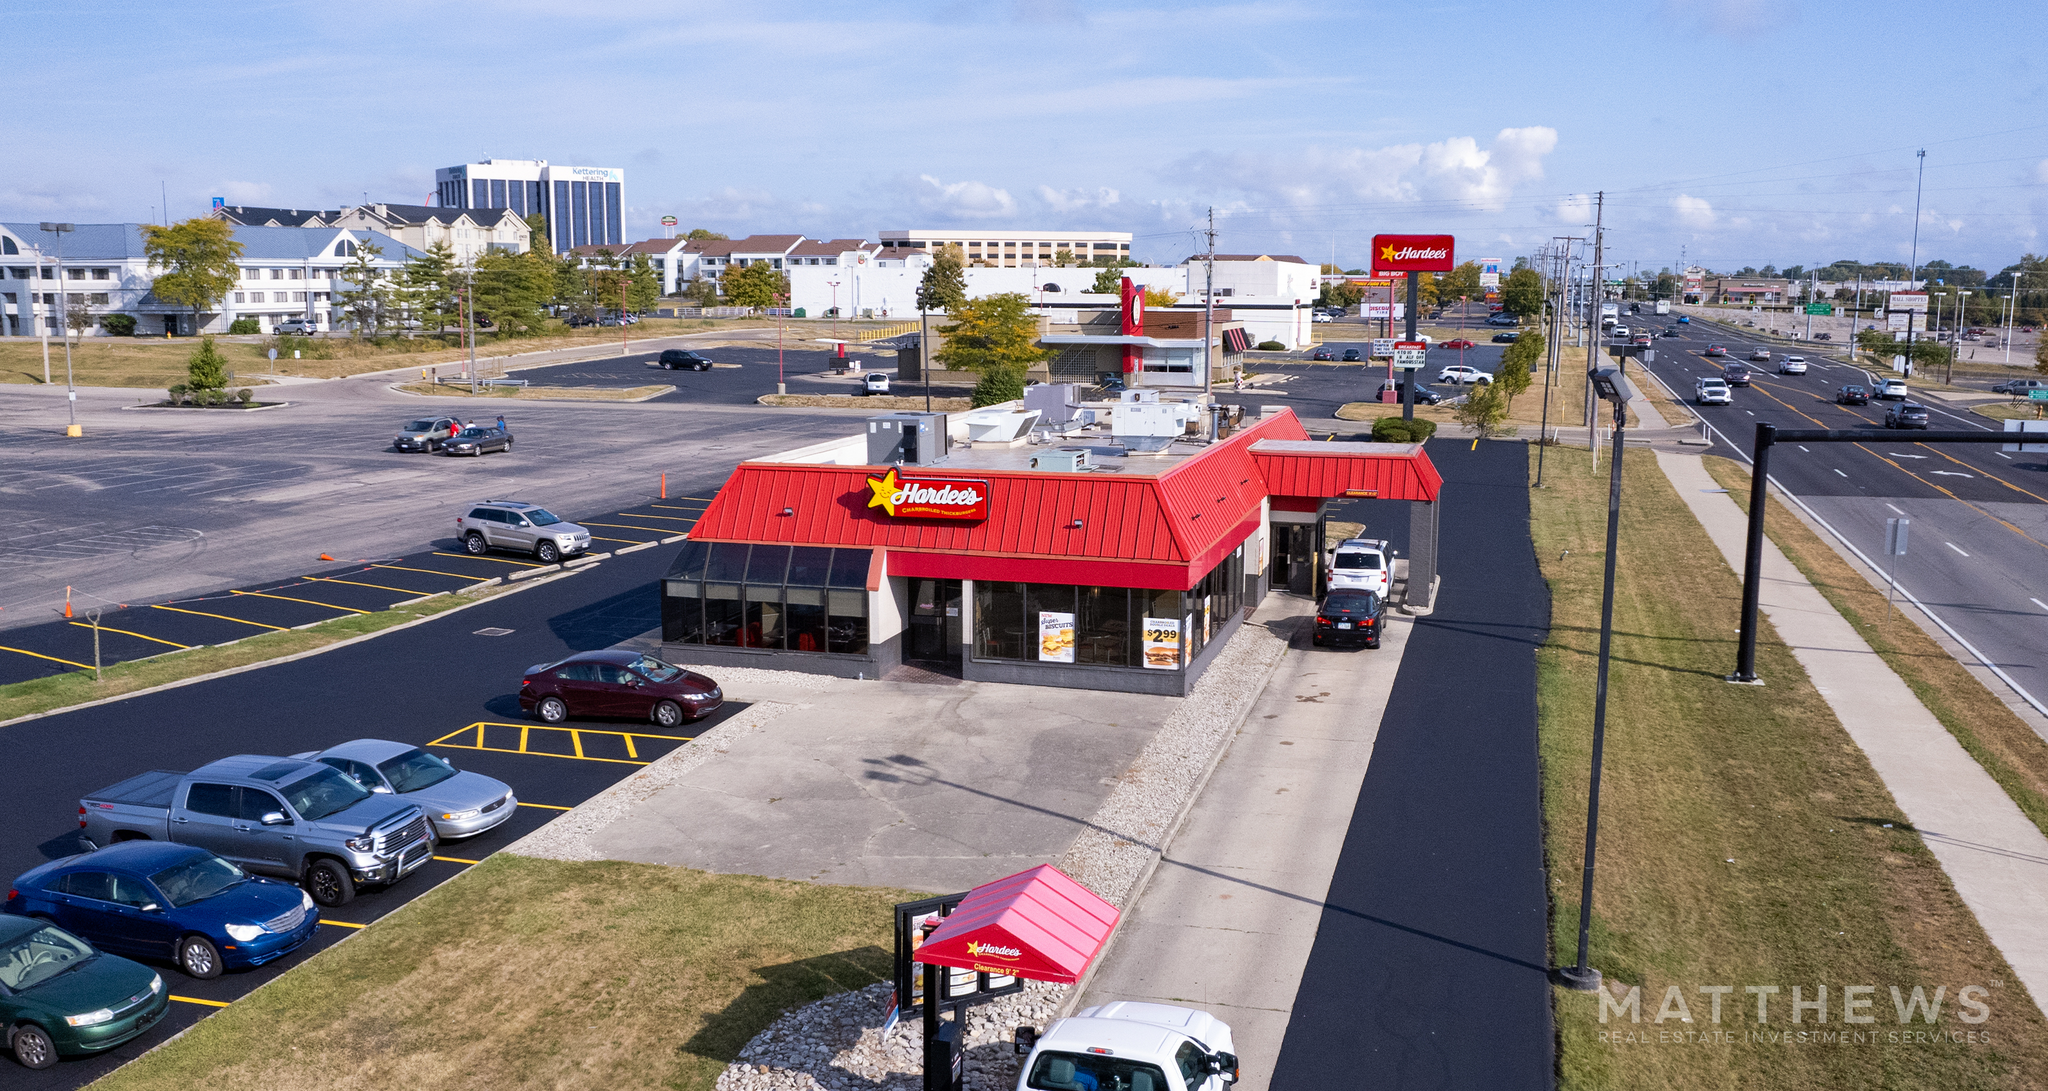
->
(1257, 340, 1286, 351)
(101, 314, 136, 336)
(970, 367, 1026, 408)
(166, 383, 187, 405)
(187, 336, 229, 391)
(227, 317, 261, 335)
(1370, 416, 1438, 443)
(235, 388, 254, 405)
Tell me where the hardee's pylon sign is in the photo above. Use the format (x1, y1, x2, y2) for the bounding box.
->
(1372, 234, 1456, 275)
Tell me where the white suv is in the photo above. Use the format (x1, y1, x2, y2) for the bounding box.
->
(1777, 356, 1807, 374)
(1438, 364, 1494, 385)
(455, 501, 593, 563)
(1328, 538, 1390, 597)
(1695, 377, 1732, 405)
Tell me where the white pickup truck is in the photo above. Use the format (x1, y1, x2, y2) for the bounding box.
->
(1013, 1002, 1239, 1091)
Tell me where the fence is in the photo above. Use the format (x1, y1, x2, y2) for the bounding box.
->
(856, 320, 921, 342)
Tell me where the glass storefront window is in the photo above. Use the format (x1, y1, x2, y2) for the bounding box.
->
(787, 546, 833, 586)
(828, 589, 868, 654)
(1078, 587, 1130, 667)
(704, 543, 750, 583)
(785, 586, 828, 652)
(665, 545, 872, 655)
(703, 583, 743, 646)
(974, 582, 1027, 661)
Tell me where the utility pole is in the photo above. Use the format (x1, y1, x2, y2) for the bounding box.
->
(1203, 206, 1217, 398)
(1908, 150, 1926, 289)
(1536, 236, 1577, 487)
(1585, 193, 1604, 466)
(42, 223, 78, 428)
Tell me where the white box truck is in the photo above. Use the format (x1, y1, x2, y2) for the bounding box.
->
(1600, 302, 1618, 328)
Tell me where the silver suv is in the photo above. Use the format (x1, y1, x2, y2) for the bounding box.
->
(274, 316, 319, 335)
(455, 501, 592, 563)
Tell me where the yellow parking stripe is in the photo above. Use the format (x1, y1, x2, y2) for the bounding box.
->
(0, 644, 93, 670)
(432, 551, 544, 567)
(304, 575, 432, 595)
(372, 563, 493, 581)
(581, 521, 672, 531)
(620, 513, 695, 522)
(231, 589, 367, 615)
(518, 802, 572, 811)
(68, 621, 190, 650)
(322, 920, 365, 929)
(434, 855, 482, 865)
(426, 722, 693, 766)
(170, 995, 231, 1008)
(589, 534, 646, 544)
(148, 605, 286, 631)
(650, 503, 709, 511)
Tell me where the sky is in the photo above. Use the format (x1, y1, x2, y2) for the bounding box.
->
(9, 0, 2048, 276)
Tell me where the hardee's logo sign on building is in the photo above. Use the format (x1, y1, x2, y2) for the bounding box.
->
(966, 940, 1022, 961)
(864, 468, 990, 521)
(1372, 234, 1457, 275)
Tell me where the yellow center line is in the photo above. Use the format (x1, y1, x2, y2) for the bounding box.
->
(0, 644, 93, 670)
(148, 604, 287, 630)
(304, 575, 433, 595)
(322, 920, 366, 929)
(170, 995, 231, 1008)
(373, 563, 493, 581)
(230, 589, 367, 615)
(67, 621, 190, 649)
(433, 855, 482, 865)
(518, 802, 572, 811)
(431, 551, 544, 567)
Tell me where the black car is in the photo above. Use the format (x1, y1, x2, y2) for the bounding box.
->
(562, 313, 597, 328)
(1659, 329, 1682, 338)
(1721, 364, 1753, 387)
(1312, 590, 1384, 648)
(657, 349, 713, 371)
(1884, 402, 1931, 429)
(442, 425, 512, 456)
(1813, 332, 1831, 341)
(1376, 381, 1445, 405)
(1836, 385, 1870, 405)
(1491, 332, 1520, 343)
(1341, 348, 1362, 362)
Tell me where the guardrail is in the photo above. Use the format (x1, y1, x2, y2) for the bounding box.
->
(856, 320, 920, 343)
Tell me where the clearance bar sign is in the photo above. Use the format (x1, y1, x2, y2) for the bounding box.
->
(864, 468, 990, 521)
(1372, 234, 1456, 276)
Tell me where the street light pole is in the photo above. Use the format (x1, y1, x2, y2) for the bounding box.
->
(41, 223, 77, 428)
(32, 243, 50, 385)
(1951, 291, 1970, 383)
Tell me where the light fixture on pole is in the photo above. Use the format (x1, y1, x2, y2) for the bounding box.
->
(1555, 365, 1633, 992)
(41, 223, 77, 430)
(1950, 291, 1970, 383)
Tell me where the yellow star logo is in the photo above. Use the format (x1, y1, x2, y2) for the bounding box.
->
(1379, 243, 1396, 264)
(866, 468, 900, 516)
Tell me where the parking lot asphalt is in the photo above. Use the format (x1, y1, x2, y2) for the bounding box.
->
(505, 343, 928, 404)
(0, 477, 727, 1090)
(1270, 438, 1554, 1089)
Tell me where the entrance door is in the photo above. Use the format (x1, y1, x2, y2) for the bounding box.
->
(905, 579, 962, 664)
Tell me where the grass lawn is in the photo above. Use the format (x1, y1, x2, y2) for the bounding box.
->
(1530, 447, 2048, 1089)
(0, 588, 484, 725)
(89, 856, 909, 1091)
(1974, 401, 2047, 422)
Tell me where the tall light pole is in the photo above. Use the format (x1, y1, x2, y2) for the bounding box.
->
(32, 242, 51, 385)
(1951, 291, 1970, 383)
(41, 223, 77, 428)
(2006, 274, 2024, 364)
(1908, 150, 1926, 289)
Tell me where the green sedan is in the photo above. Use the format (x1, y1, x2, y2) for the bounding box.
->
(1, 914, 169, 1070)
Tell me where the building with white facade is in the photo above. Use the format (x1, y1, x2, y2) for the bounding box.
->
(434, 159, 624, 253)
(215, 204, 528, 262)
(879, 229, 1131, 268)
(0, 222, 420, 338)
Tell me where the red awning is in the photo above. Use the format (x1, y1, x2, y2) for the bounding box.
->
(911, 865, 1118, 985)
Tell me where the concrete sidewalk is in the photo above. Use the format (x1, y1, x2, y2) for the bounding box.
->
(1077, 603, 1411, 1091)
(1659, 450, 2048, 1018)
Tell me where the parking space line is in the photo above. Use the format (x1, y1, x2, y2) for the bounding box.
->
(517, 802, 573, 811)
(231, 589, 368, 615)
(305, 575, 434, 595)
(582, 521, 672, 531)
(588, 534, 647, 544)
(170, 995, 231, 1008)
(426, 721, 689, 766)
(373, 563, 494, 581)
(434, 855, 482, 865)
(149, 604, 288, 630)
(68, 621, 190, 650)
(322, 920, 365, 929)
(0, 644, 92, 670)
(620, 513, 695, 522)
(650, 503, 709, 512)
(431, 551, 545, 568)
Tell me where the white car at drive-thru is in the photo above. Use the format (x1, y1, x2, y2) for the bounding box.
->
(1014, 1002, 1240, 1091)
(1328, 537, 1391, 597)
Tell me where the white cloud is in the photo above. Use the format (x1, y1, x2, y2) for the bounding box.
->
(1660, 0, 1792, 38)
(1037, 185, 1120, 213)
(1673, 194, 1716, 229)
(216, 180, 274, 203)
(2034, 159, 2048, 185)
(913, 174, 1017, 219)
(1173, 126, 1560, 213)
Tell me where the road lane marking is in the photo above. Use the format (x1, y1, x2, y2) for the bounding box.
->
(148, 604, 287, 630)
(1929, 471, 1974, 478)
(170, 995, 231, 1008)
(1887, 453, 1928, 458)
(68, 621, 190, 649)
(1833, 468, 1848, 478)
(433, 855, 482, 865)
(1946, 542, 1970, 557)
(1997, 452, 2012, 459)
(2032, 598, 2048, 612)
(1797, 445, 1809, 452)
(0, 644, 93, 670)
(231, 589, 368, 615)
(1886, 503, 1907, 515)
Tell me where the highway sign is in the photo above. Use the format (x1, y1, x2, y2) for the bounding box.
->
(1371, 338, 1397, 358)
(2030, 389, 2048, 402)
(2003, 418, 2048, 452)
(1392, 341, 1427, 368)
(1805, 303, 1834, 315)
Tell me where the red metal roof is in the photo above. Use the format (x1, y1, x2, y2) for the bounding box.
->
(912, 865, 1118, 984)
(1250, 439, 1441, 501)
(687, 411, 1309, 590)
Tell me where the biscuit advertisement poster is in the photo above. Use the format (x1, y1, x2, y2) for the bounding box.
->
(1038, 611, 1076, 663)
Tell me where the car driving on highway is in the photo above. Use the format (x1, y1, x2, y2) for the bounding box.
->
(1884, 402, 1931, 429)
(1438, 364, 1493, 385)
(1721, 364, 1754, 387)
(289, 740, 517, 840)
(520, 650, 723, 729)
(1836, 385, 1870, 405)
(1777, 356, 1808, 374)
(1749, 348, 1771, 362)
(1704, 344, 1727, 357)
(1695, 377, 1732, 405)
(1878, 378, 1910, 400)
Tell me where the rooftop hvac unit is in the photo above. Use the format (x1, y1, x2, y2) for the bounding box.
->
(867, 412, 948, 465)
(1112, 401, 1197, 453)
(1028, 448, 1090, 472)
(1023, 383, 1085, 424)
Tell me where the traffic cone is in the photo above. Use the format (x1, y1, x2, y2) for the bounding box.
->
(64, 587, 73, 618)
(319, 554, 335, 561)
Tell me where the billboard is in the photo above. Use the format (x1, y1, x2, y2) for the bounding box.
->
(1888, 292, 1929, 313)
(1372, 234, 1455, 276)
(1479, 258, 1503, 289)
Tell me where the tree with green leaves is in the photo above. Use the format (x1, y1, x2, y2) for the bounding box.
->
(572, 248, 623, 320)
(686, 228, 728, 241)
(721, 261, 787, 310)
(186, 335, 229, 391)
(682, 276, 717, 307)
(1495, 332, 1540, 410)
(524, 214, 550, 253)
(141, 218, 243, 336)
(1452, 380, 1511, 437)
(1052, 248, 1077, 268)
(917, 244, 967, 315)
(1090, 259, 1137, 295)
(2035, 331, 2048, 378)
(1318, 280, 1363, 310)
(1437, 261, 1483, 304)
(400, 240, 461, 335)
(335, 239, 392, 339)
(472, 248, 554, 335)
(626, 254, 662, 313)
(1500, 267, 1544, 318)
(936, 292, 1052, 406)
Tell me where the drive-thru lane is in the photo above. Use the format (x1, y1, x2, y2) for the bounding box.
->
(1631, 321, 2048, 712)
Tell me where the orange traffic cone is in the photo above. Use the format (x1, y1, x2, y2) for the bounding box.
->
(319, 554, 335, 561)
(64, 587, 73, 618)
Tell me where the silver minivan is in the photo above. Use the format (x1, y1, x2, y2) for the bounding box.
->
(455, 500, 592, 563)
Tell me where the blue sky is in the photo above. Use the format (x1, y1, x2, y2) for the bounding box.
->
(10, 0, 2047, 274)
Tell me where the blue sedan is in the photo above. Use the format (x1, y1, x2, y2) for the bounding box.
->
(6, 843, 319, 979)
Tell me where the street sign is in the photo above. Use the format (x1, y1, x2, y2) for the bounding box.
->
(267, 348, 278, 360)
(2031, 389, 2048, 402)
(1370, 338, 1397, 358)
(2005, 419, 2048, 453)
(1886, 314, 1911, 332)
(1392, 341, 1427, 368)
(1888, 292, 1929, 313)
(1805, 303, 1834, 315)
(1884, 517, 1910, 557)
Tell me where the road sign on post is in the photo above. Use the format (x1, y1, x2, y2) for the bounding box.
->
(1392, 342, 1427, 368)
(1371, 338, 1397, 358)
(1805, 303, 1834, 316)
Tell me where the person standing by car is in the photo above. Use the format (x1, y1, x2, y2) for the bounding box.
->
(495, 414, 505, 432)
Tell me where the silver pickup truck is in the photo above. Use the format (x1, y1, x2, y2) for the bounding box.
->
(79, 755, 436, 908)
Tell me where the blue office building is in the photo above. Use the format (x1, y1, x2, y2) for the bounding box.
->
(433, 159, 624, 253)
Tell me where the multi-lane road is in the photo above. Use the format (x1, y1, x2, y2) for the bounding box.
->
(1628, 317, 2048, 714)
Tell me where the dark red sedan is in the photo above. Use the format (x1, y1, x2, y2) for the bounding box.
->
(519, 650, 722, 729)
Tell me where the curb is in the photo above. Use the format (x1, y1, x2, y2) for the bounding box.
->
(119, 401, 292, 413)
(615, 541, 659, 555)
(458, 577, 503, 594)
(506, 564, 560, 581)
(567, 552, 610, 566)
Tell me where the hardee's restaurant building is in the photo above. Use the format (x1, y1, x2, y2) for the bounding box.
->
(661, 403, 1443, 695)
